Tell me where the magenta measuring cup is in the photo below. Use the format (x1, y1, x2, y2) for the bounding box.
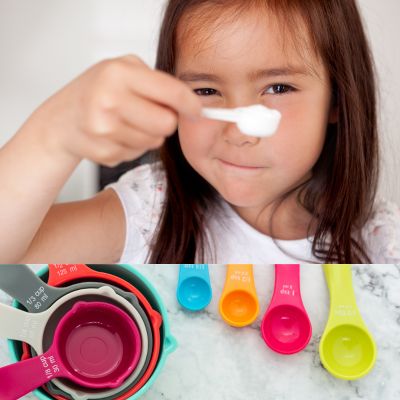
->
(0, 301, 142, 400)
(261, 264, 312, 354)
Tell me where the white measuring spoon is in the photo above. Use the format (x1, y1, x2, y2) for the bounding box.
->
(201, 104, 281, 137)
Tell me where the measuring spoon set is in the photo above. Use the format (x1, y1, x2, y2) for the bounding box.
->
(176, 264, 377, 380)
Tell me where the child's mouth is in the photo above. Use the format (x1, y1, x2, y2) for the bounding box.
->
(218, 159, 265, 170)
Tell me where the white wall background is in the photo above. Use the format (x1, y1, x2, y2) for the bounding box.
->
(0, 0, 399, 205)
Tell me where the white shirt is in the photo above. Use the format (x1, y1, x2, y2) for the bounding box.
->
(108, 163, 400, 264)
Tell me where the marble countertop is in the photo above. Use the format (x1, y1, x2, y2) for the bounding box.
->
(1, 264, 399, 400)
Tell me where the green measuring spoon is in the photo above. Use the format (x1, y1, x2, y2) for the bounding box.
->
(319, 264, 377, 380)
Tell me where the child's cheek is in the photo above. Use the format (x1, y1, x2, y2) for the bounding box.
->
(178, 115, 219, 154)
(267, 106, 325, 168)
(178, 114, 220, 139)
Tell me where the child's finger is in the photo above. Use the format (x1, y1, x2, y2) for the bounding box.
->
(116, 94, 179, 138)
(123, 61, 202, 117)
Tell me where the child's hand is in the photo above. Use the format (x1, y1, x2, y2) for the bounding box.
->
(30, 55, 202, 166)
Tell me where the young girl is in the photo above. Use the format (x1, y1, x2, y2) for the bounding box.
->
(0, 0, 399, 264)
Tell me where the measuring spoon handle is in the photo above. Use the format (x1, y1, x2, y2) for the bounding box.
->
(178, 264, 211, 284)
(201, 107, 239, 123)
(272, 264, 303, 307)
(0, 303, 44, 350)
(0, 264, 59, 312)
(323, 264, 357, 305)
(224, 264, 257, 292)
(0, 347, 68, 400)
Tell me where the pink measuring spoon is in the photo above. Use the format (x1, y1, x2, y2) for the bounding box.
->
(261, 264, 312, 354)
(0, 301, 141, 400)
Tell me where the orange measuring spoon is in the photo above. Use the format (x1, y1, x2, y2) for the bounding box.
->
(219, 264, 259, 327)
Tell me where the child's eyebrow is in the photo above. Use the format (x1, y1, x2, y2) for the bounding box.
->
(248, 67, 311, 81)
(178, 66, 310, 83)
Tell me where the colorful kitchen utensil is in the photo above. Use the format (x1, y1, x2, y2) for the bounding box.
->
(177, 264, 212, 311)
(0, 301, 141, 399)
(319, 264, 377, 380)
(8, 264, 177, 400)
(261, 264, 312, 354)
(0, 285, 148, 399)
(44, 263, 162, 399)
(0, 265, 153, 400)
(219, 264, 259, 327)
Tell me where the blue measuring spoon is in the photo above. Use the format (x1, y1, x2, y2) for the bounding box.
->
(176, 264, 212, 311)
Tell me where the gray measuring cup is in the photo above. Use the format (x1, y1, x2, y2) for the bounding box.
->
(0, 266, 153, 400)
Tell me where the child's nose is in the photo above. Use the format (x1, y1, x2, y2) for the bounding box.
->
(222, 122, 260, 147)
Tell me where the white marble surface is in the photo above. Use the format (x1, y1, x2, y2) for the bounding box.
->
(1, 264, 399, 400)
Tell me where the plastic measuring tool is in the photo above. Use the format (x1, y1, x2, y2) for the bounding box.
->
(45, 264, 161, 398)
(201, 105, 281, 137)
(319, 264, 377, 380)
(176, 264, 212, 311)
(219, 264, 259, 327)
(9, 264, 177, 400)
(0, 301, 141, 399)
(0, 265, 152, 400)
(261, 264, 312, 354)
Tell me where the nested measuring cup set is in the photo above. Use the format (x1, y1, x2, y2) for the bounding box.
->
(0, 264, 177, 400)
(177, 264, 377, 380)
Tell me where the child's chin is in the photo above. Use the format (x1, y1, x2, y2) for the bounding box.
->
(220, 190, 268, 209)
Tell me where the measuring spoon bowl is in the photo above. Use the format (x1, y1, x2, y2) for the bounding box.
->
(261, 304, 312, 354)
(319, 264, 377, 380)
(177, 264, 212, 311)
(320, 324, 376, 380)
(219, 264, 259, 327)
(261, 264, 312, 354)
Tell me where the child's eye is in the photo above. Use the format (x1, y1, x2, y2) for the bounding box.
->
(264, 84, 295, 95)
(193, 88, 219, 96)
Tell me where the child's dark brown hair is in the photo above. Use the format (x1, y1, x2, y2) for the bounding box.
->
(149, 0, 379, 263)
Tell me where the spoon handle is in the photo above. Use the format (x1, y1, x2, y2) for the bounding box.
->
(0, 265, 60, 312)
(323, 264, 362, 321)
(0, 347, 67, 400)
(0, 303, 44, 350)
(201, 107, 239, 123)
(225, 264, 258, 293)
(323, 264, 357, 303)
(272, 264, 303, 307)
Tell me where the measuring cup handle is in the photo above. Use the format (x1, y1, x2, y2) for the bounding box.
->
(0, 349, 67, 400)
(48, 264, 90, 286)
(0, 303, 42, 349)
(0, 265, 59, 312)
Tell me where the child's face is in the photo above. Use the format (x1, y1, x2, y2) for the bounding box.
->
(175, 7, 334, 213)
